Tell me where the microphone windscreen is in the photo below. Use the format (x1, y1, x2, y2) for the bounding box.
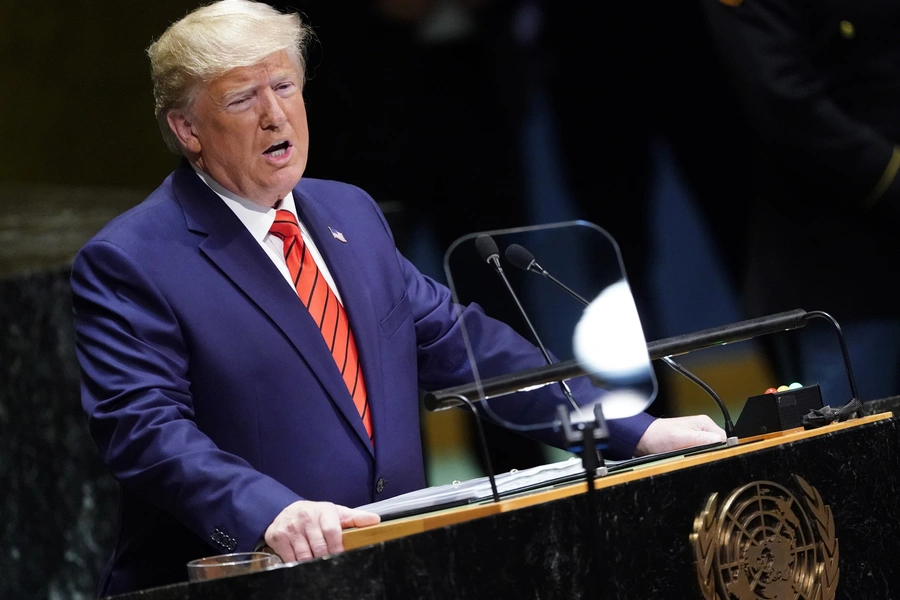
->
(504, 244, 534, 271)
(475, 234, 500, 262)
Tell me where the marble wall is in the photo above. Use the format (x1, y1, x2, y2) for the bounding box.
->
(0, 182, 151, 599)
(1, 266, 118, 600)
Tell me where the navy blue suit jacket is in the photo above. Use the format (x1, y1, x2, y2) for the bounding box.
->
(71, 161, 653, 596)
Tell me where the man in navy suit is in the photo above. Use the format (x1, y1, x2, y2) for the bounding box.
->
(71, 0, 726, 595)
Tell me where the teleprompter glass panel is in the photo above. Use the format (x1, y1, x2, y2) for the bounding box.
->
(441, 221, 657, 436)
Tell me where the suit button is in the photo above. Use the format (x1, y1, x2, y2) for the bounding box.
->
(376, 478, 385, 493)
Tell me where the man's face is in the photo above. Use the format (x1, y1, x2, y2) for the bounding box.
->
(170, 51, 309, 207)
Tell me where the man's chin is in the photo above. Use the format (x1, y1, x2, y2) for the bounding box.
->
(265, 181, 303, 206)
(272, 161, 304, 185)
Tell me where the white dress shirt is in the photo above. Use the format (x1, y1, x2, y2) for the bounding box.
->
(192, 166, 343, 304)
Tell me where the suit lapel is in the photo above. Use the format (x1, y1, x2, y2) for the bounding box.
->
(294, 189, 386, 456)
(171, 163, 374, 455)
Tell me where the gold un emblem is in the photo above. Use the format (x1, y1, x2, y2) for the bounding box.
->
(691, 475, 839, 600)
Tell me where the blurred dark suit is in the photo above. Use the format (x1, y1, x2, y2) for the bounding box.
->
(701, 0, 900, 402)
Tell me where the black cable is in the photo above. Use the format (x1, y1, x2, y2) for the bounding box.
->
(805, 311, 860, 405)
(446, 393, 500, 503)
(801, 311, 863, 426)
(660, 356, 735, 438)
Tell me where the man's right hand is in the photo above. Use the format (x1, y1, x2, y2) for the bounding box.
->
(264, 500, 381, 563)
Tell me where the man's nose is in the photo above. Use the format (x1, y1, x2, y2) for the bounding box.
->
(259, 88, 287, 129)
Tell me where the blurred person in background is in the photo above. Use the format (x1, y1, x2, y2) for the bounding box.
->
(701, 0, 900, 405)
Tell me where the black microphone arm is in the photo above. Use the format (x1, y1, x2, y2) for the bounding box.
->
(424, 308, 811, 411)
(505, 244, 590, 306)
(474, 235, 580, 411)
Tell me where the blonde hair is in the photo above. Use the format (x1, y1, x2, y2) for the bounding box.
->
(147, 0, 312, 154)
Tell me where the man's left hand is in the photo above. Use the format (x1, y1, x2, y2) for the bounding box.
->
(634, 415, 727, 456)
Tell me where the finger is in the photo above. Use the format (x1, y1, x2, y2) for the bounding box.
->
(265, 528, 297, 563)
(291, 528, 315, 561)
(319, 509, 345, 555)
(693, 418, 727, 438)
(302, 521, 329, 559)
(679, 428, 726, 447)
(339, 507, 381, 529)
(691, 415, 724, 433)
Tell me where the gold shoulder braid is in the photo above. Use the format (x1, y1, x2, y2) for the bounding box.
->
(864, 146, 900, 209)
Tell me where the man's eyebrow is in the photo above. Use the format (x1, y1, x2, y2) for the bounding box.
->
(220, 84, 256, 103)
(271, 70, 300, 84)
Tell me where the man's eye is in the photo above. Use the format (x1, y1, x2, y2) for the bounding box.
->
(229, 97, 249, 107)
(276, 82, 295, 92)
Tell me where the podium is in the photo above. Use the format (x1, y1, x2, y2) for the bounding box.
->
(108, 411, 900, 599)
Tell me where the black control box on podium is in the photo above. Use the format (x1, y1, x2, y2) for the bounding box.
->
(734, 384, 824, 438)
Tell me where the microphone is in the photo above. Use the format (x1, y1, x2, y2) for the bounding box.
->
(505, 243, 590, 306)
(475, 234, 502, 270)
(504, 242, 737, 441)
(474, 234, 579, 412)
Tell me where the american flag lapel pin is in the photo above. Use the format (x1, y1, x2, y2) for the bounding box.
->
(328, 227, 347, 243)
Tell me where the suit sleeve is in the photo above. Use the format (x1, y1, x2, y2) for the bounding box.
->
(71, 239, 301, 554)
(394, 251, 654, 459)
(702, 0, 900, 214)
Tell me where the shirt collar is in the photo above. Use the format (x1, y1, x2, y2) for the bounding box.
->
(191, 164, 298, 243)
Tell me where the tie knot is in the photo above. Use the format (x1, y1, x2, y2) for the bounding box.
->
(270, 209, 301, 240)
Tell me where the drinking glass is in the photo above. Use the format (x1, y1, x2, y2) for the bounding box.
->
(186, 551, 283, 582)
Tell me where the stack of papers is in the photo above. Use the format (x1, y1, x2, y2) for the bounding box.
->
(355, 439, 728, 519)
(356, 457, 594, 519)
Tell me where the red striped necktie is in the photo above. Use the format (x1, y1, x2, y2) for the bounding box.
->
(269, 210, 372, 443)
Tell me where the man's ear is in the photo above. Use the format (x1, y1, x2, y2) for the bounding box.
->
(167, 109, 202, 155)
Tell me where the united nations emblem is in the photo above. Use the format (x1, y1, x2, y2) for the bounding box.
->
(691, 475, 838, 600)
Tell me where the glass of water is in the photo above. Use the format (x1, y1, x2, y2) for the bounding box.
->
(187, 551, 283, 582)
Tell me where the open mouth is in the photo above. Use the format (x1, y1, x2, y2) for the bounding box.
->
(264, 141, 291, 158)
